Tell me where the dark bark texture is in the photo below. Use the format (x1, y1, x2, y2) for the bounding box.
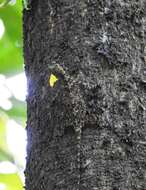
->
(23, 0, 146, 189)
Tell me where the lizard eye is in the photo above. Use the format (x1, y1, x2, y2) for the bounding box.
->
(49, 74, 58, 87)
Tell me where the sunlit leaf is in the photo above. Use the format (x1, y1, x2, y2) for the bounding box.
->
(49, 74, 58, 87)
(0, 173, 23, 190)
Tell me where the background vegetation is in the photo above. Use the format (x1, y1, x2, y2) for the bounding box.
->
(0, 1, 26, 190)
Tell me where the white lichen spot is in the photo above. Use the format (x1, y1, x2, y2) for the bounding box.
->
(104, 7, 110, 14)
(141, 67, 146, 83)
(80, 1, 87, 17)
(83, 159, 92, 167)
(102, 32, 108, 43)
(138, 141, 146, 145)
(115, 121, 123, 129)
(117, 147, 125, 157)
(57, 179, 65, 185)
(50, 23, 54, 34)
(105, 22, 109, 27)
(144, 46, 146, 56)
(132, 63, 136, 74)
(81, 8, 87, 17)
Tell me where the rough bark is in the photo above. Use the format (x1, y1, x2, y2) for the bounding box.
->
(23, 0, 146, 189)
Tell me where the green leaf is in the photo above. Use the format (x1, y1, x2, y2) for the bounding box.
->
(0, 1, 23, 75)
(0, 148, 14, 162)
(6, 98, 26, 121)
(0, 112, 14, 162)
(0, 173, 23, 190)
(0, 114, 8, 153)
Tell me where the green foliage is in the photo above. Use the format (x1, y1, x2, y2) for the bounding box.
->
(0, 0, 23, 75)
(0, 1, 26, 190)
(0, 173, 23, 190)
(7, 98, 26, 120)
(0, 114, 14, 162)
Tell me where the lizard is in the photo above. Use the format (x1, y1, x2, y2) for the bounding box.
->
(48, 63, 86, 189)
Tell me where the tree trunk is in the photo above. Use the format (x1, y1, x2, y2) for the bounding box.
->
(23, 0, 146, 189)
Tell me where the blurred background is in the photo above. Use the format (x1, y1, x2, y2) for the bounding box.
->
(0, 0, 26, 190)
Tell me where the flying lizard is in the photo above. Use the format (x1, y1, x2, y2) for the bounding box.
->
(48, 63, 86, 189)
